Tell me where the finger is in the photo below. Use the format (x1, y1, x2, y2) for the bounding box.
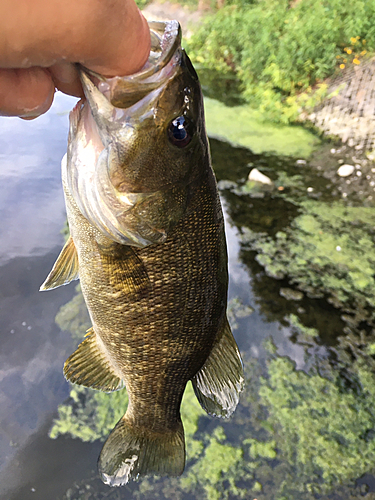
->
(74, 3, 151, 78)
(0, 67, 55, 118)
(48, 62, 83, 98)
(89, 9, 151, 77)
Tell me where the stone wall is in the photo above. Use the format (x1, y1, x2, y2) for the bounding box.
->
(309, 58, 375, 152)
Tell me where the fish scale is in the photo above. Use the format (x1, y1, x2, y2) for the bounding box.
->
(40, 20, 243, 486)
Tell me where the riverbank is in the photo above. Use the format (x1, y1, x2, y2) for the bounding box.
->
(143, 1, 321, 158)
(143, 1, 375, 158)
(307, 57, 375, 152)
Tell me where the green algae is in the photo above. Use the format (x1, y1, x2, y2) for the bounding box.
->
(55, 283, 375, 500)
(55, 284, 90, 343)
(258, 351, 375, 494)
(227, 297, 254, 330)
(132, 346, 375, 500)
(204, 97, 320, 157)
(241, 200, 375, 326)
(49, 385, 129, 443)
(179, 427, 246, 500)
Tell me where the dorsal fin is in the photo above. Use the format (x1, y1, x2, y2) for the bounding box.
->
(191, 317, 244, 418)
(64, 327, 124, 393)
(40, 236, 79, 291)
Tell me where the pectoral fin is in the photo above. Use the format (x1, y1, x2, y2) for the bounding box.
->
(40, 236, 79, 291)
(99, 245, 150, 300)
(64, 327, 124, 393)
(191, 317, 244, 418)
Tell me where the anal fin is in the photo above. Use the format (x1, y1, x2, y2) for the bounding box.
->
(40, 236, 79, 291)
(64, 327, 124, 393)
(191, 316, 244, 418)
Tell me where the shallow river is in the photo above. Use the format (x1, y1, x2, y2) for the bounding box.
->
(1, 92, 375, 500)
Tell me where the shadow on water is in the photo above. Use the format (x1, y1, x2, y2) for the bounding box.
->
(211, 138, 350, 345)
(196, 68, 245, 107)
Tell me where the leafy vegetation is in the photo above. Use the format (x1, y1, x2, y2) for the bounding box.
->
(186, 0, 375, 122)
(135, 0, 152, 9)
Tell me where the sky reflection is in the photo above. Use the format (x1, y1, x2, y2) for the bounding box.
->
(0, 93, 77, 265)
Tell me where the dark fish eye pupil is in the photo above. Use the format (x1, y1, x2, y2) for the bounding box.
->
(168, 116, 193, 148)
(172, 118, 188, 140)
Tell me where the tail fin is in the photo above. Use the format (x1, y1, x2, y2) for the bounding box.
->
(98, 416, 185, 486)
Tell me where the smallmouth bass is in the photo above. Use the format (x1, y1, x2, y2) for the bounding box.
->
(41, 21, 243, 486)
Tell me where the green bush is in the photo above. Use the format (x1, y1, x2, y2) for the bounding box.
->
(187, 0, 375, 122)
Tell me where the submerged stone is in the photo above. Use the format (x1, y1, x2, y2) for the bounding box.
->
(248, 168, 273, 185)
(279, 287, 304, 301)
(337, 164, 355, 177)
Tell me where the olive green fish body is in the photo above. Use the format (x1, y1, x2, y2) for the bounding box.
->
(65, 167, 226, 429)
(41, 21, 243, 486)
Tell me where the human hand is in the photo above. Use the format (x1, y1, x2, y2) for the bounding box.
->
(0, 0, 150, 118)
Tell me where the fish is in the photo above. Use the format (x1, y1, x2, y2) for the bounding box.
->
(40, 20, 244, 486)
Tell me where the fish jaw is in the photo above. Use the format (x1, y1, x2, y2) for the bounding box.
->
(65, 111, 161, 248)
(66, 20, 207, 247)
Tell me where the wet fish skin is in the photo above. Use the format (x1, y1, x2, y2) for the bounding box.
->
(41, 21, 243, 486)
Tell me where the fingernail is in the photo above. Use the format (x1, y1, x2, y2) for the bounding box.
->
(19, 88, 55, 119)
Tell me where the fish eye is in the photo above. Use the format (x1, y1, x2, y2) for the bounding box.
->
(168, 115, 194, 148)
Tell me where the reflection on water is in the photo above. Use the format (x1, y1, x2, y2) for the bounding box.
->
(0, 94, 83, 499)
(2, 94, 375, 500)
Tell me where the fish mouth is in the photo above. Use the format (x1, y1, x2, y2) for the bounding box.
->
(66, 21, 185, 248)
(82, 21, 182, 110)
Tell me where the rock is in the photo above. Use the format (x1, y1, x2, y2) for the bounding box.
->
(217, 180, 237, 191)
(248, 168, 273, 185)
(279, 288, 304, 301)
(337, 164, 355, 177)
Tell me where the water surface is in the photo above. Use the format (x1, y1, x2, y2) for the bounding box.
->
(1, 93, 375, 500)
